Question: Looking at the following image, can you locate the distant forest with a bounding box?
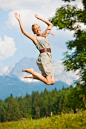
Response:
[0,85,85,122]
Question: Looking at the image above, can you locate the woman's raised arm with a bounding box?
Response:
[15,13,37,44]
[35,14,53,36]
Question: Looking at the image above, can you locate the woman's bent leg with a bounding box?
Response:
[22,68,55,85]
[24,74,41,81]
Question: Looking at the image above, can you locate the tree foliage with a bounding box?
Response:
[0,86,74,122]
[0,85,86,123]
[7,94,21,121]
[50,0,86,95]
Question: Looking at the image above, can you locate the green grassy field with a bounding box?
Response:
[0,110,86,129]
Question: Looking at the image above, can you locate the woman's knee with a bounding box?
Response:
[45,76,55,85]
[51,80,55,85]
[46,81,51,85]
[46,80,55,85]
[46,81,55,85]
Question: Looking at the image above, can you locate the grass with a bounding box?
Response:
[0,110,86,129]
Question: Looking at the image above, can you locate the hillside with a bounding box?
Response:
[0,75,69,100]
[0,110,86,129]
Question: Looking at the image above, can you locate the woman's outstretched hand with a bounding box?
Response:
[15,13,21,21]
[34,14,41,20]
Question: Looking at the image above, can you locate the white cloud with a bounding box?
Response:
[73,22,86,31]
[53,60,79,85]
[0,35,17,59]
[6,9,39,29]
[0,0,83,11]
[0,0,64,10]
[59,75,73,85]
[2,0,71,26]
[6,8,54,30]
[5,63,16,75]
[53,60,64,75]
[2,66,9,74]
[6,8,55,32]
[66,70,79,80]
[4,0,83,33]
[0,63,9,75]
[20,77,39,83]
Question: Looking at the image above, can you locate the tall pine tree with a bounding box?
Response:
[7,94,21,121]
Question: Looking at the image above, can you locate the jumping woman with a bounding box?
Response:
[15,13,55,85]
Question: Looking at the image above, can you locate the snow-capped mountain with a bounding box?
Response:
[4,57,78,85]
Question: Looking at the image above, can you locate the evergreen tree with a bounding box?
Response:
[0,102,7,122]
[42,89,49,117]
[31,91,37,118]
[24,94,32,119]
[39,92,44,118]
[48,89,57,115]
[19,98,26,118]
[7,94,21,121]
[66,85,85,109]
[34,92,40,119]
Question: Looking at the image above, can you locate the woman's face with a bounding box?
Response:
[33,24,41,35]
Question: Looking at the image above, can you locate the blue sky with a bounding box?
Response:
[0,0,82,75]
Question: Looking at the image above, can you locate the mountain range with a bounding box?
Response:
[4,57,76,85]
[0,57,77,100]
[0,75,69,100]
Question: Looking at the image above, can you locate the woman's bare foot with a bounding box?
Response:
[22,68,34,74]
[24,74,33,78]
